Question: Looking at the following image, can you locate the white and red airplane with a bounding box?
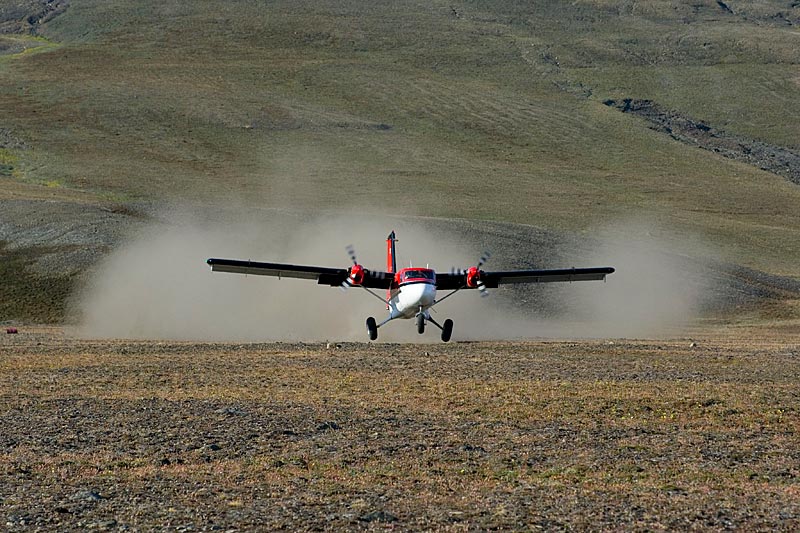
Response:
[207,231,614,342]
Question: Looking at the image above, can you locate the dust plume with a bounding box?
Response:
[73,211,714,341]
[551,222,714,338]
[74,210,475,342]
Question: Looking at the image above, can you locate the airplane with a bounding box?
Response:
[206,231,614,342]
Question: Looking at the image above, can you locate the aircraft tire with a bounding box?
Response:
[366,317,378,341]
[441,319,453,342]
[416,314,425,334]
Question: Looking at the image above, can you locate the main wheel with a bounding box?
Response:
[366,317,378,341]
[416,314,425,334]
[441,319,453,342]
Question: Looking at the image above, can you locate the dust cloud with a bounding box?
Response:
[73,210,713,341]
[552,222,713,338]
[74,211,475,342]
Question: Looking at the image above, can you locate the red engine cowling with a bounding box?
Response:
[349,264,366,285]
[466,266,481,288]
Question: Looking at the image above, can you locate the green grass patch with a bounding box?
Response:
[0,35,60,62]
[0,148,17,177]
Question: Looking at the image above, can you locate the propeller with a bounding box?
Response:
[477,251,491,297]
[452,250,491,297]
[475,250,490,297]
[346,244,358,265]
[340,245,366,291]
[476,279,488,297]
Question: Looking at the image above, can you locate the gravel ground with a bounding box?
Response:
[2,328,799,531]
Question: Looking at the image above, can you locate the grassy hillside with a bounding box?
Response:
[1,0,799,322]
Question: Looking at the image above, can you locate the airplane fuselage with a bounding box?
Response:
[388,268,437,319]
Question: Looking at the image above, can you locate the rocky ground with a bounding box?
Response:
[2,327,799,530]
[0,0,68,35]
[603,98,800,187]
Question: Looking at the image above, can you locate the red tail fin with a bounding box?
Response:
[386,231,397,306]
[386,231,397,273]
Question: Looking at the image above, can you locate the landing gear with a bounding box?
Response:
[368,314,453,342]
[366,317,378,341]
[441,319,453,343]
[428,316,454,343]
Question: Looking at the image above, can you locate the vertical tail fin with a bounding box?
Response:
[386,231,397,274]
[386,231,397,307]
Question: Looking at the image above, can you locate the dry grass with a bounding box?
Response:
[2,328,799,529]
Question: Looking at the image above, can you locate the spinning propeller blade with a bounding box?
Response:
[341,245,364,291]
[346,245,358,265]
[477,251,491,269]
[474,251,491,296]
[477,280,489,297]
[453,250,492,296]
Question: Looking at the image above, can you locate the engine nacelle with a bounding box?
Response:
[349,264,366,285]
[466,266,481,288]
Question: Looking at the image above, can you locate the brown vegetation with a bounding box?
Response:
[2,328,799,530]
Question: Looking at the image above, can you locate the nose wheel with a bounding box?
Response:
[416,313,425,334]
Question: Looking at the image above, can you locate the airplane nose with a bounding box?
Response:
[397,282,437,317]
[420,283,436,306]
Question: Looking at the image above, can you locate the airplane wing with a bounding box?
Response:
[435,267,614,290]
[206,258,393,289]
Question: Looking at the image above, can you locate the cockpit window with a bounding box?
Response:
[404,269,434,280]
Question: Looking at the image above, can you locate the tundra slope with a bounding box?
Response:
[1,0,800,325]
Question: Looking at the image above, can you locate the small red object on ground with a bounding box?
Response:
[6,327,18,334]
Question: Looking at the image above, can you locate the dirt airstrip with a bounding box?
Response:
[2,327,799,531]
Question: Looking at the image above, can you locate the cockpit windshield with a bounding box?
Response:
[403,269,435,280]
